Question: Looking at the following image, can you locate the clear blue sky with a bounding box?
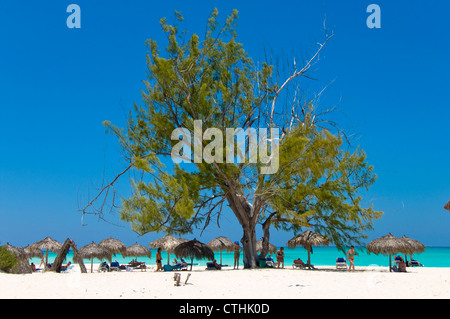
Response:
[1,0,449,248]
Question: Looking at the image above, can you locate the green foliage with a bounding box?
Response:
[262,119,382,250]
[0,245,18,273]
[102,8,382,250]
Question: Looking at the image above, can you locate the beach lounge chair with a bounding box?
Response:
[181,258,198,267]
[163,264,174,271]
[391,265,407,273]
[172,258,188,270]
[292,259,305,269]
[61,265,75,272]
[292,259,315,270]
[393,256,402,266]
[98,262,110,272]
[336,257,348,270]
[407,260,424,267]
[206,262,221,270]
[265,256,276,268]
[128,260,146,271]
[171,263,187,271]
[110,261,121,271]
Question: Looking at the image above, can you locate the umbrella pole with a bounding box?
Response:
[45,249,49,271]
[220,251,223,265]
[91,258,94,273]
[190,257,194,271]
[389,254,392,272]
[307,249,311,266]
[167,252,170,265]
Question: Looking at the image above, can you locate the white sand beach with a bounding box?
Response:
[1,264,449,299]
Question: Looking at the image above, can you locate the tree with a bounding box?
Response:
[82,9,382,268]
[0,245,18,273]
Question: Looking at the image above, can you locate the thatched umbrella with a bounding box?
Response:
[174,239,215,271]
[287,230,330,267]
[4,243,28,261]
[366,233,414,272]
[207,236,234,265]
[256,239,277,254]
[30,237,62,270]
[78,242,111,273]
[444,201,450,211]
[99,238,127,258]
[400,235,425,262]
[149,235,188,265]
[24,245,44,259]
[126,243,152,260]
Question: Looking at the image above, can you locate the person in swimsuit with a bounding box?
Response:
[233,242,242,269]
[346,246,358,272]
[155,247,163,271]
[276,247,285,268]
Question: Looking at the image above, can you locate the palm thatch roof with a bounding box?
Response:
[149,235,188,265]
[4,243,27,261]
[174,239,214,270]
[445,201,450,211]
[30,237,62,253]
[207,236,234,265]
[78,242,111,261]
[24,245,43,259]
[256,239,277,254]
[287,230,330,250]
[366,233,414,256]
[400,235,425,254]
[78,242,111,273]
[98,238,127,257]
[126,243,152,259]
[29,237,63,271]
[287,230,330,266]
[366,233,416,272]
[148,235,187,253]
[207,236,234,252]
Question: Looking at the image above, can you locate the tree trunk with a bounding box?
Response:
[54,238,87,273]
[241,224,258,268]
[261,216,273,258]
[226,193,259,269]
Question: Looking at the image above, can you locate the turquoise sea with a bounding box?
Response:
[30,246,450,268]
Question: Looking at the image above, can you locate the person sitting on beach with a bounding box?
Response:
[294,258,316,269]
[129,259,144,267]
[30,262,36,272]
[61,261,72,270]
[293,258,306,267]
[212,259,221,270]
[392,256,407,273]
[173,258,188,267]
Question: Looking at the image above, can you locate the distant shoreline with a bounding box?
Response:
[30,246,450,268]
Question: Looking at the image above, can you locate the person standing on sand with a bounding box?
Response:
[346,246,358,272]
[276,247,285,268]
[233,242,243,269]
[155,247,163,271]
